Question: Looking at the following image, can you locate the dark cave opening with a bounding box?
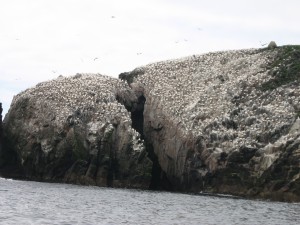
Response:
[129,95,172,191]
[131,95,145,139]
[146,142,174,191]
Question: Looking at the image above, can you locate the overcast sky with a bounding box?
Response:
[1,0,300,116]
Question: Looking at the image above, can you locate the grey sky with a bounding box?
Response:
[1,0,300,116]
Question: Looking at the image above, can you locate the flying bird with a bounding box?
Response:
[260,41,267,47]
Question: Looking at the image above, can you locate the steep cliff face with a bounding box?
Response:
[1,74,152,188]
[121,46,300,201]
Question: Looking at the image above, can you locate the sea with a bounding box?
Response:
[0,177,299,225]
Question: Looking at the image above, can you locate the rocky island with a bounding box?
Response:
[1,45,300,202]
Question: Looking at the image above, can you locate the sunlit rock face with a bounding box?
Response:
[121,46,300,201]
[2,74,152,188]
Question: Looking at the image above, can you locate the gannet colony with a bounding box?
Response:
[1,74,152,188]
[1,45,300,201]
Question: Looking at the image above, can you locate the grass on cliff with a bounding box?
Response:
[261,45,300,91]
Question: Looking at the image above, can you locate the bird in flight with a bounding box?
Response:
[260,41,267,47]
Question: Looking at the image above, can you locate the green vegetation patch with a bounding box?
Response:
[261,45,300,91]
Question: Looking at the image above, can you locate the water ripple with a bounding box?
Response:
[0,179,299,225]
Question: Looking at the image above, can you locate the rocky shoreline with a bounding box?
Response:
[1,45,300,202]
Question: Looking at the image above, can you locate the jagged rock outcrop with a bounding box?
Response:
[120,45,300,201]
[1,74,152,188]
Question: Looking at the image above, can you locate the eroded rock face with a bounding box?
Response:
[121,46,300,201]
[1,74,152,188]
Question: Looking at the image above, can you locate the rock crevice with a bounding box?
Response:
[116,80,173,190]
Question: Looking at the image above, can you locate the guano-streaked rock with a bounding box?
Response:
[120,45,300,201]
[1,74,152,188]
[1,45,300,202]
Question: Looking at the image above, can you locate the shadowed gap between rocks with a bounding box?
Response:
[131,95,145,139]
[0,108,24,179]
[117,93,172,191]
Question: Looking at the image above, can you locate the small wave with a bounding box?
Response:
[198,192,240,199]
[0,177,14,181]
[0,181,299,225]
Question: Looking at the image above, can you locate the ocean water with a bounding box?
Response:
[0,178,299,225]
